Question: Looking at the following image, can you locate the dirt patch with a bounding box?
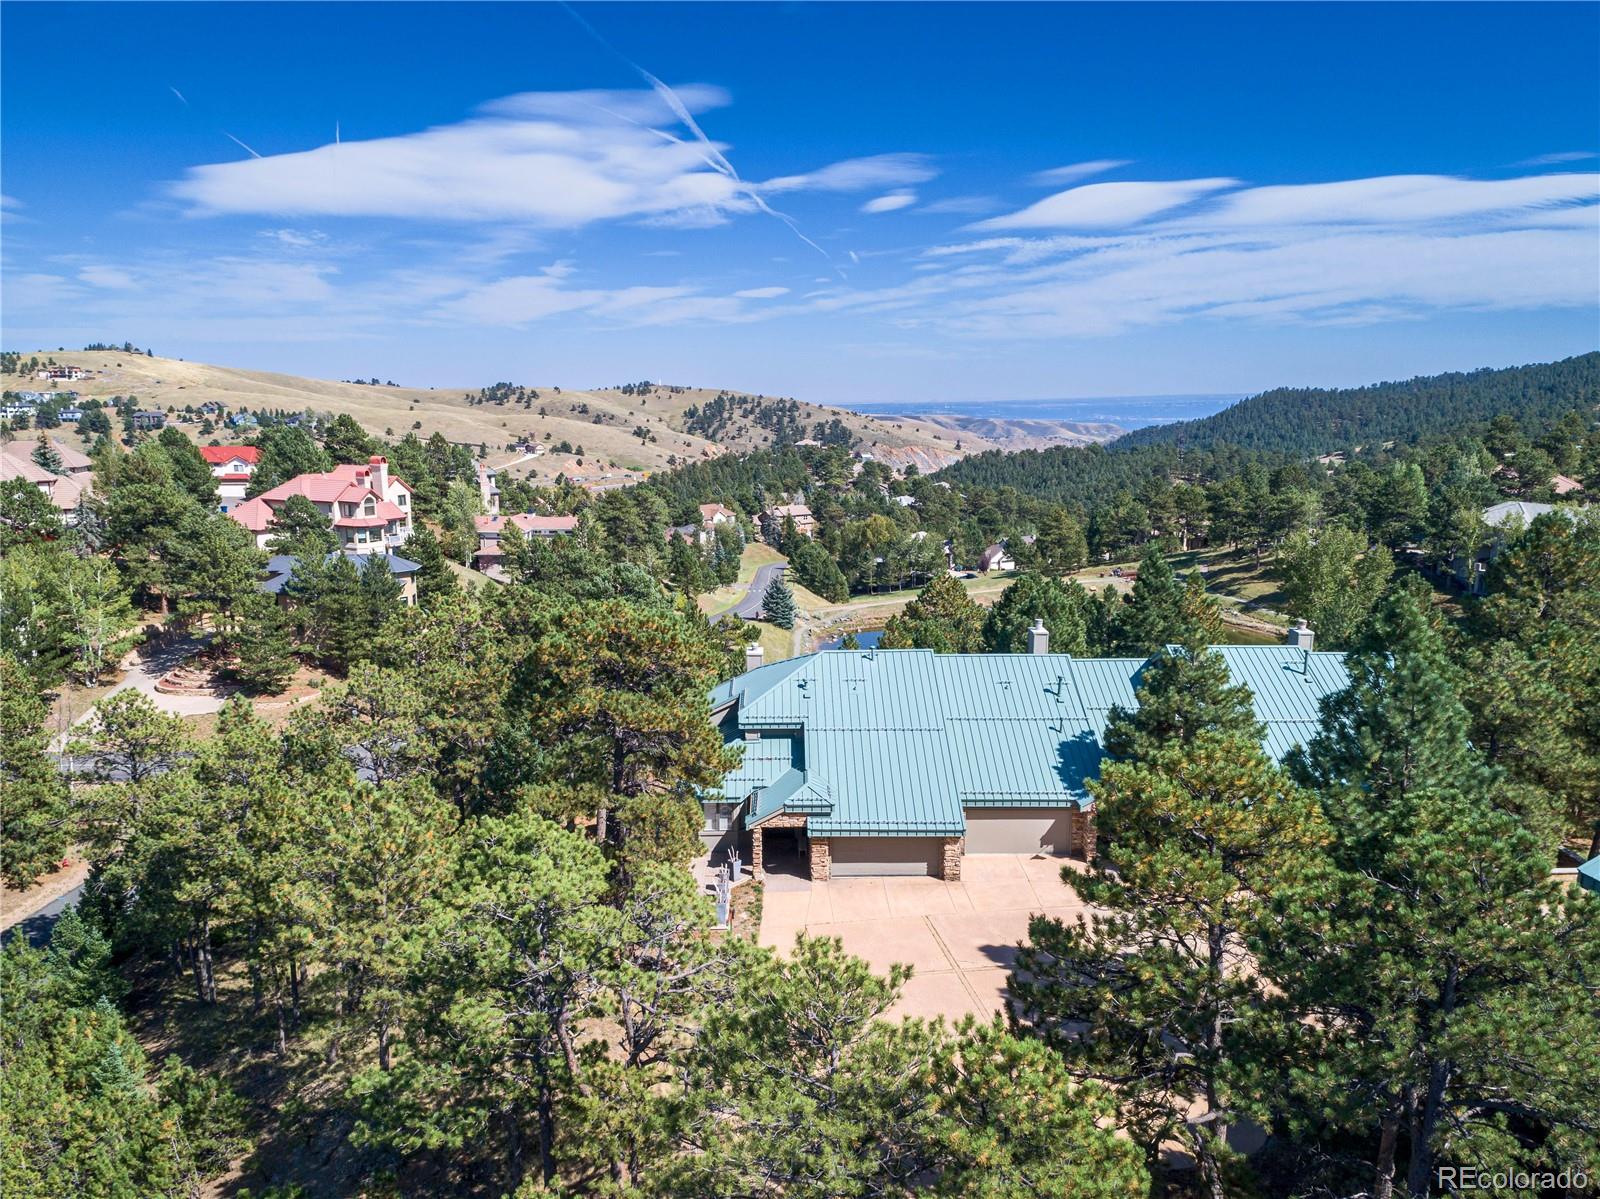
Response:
[1,854,90,931]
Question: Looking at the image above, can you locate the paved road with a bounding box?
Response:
[719,563,787,623]
[3,885,84,949]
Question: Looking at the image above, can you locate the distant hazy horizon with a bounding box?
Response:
[844,394,1243,430]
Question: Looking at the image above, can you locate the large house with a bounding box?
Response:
[198,445,260,505]
[0,436,95,516]
[472,511,579,570]
[260,551,421,607]
[761,502,815,542]
[227,456,414,554]
[705,624,1347,881]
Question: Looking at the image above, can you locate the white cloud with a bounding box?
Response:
[169,87,929,230]
[1028,159,1130,186]
[734,286,790,298]
[1514,150,1597,167]
[761,153,936,195]
[975,178,1239,230]
[1200,173,1599,227]
[919,195,1002,215]
[78,265,138,289]
[261,228,328,249]
[861,191,917,214]
[0,194,22,210]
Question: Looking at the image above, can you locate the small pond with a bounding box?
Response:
[819,628,884,650]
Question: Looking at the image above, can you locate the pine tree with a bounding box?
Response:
[761,572,798,629]
[1277,590,1600,1198]
[1013,732,1327,1197]
[0,653,72,888]
[1277,525,1393,648]
[266,493,338,558]
[1102,645,1263,761]
[399,525,459,608]
[1113,544,1189,654]
[29,434,63,475]
[981,571,1090,654]
[880,573,983,652]
[227,593,297,695]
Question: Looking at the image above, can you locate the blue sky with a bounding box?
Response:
[3,2,1597,404]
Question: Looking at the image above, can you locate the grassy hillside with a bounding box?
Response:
[6,350,1000,482]
[1114,353,1600,456]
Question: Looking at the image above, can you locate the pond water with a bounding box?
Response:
[819,628,884,650]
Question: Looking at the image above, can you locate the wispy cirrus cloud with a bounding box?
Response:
[1514,150,1597,167]
[1027,159,1131,186]
[860,191,918,214]
[975,178,1238,230]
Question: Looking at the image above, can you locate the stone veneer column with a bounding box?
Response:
[1074,808,1097,861]
[809,838,831,882]
[750,827,764,879]
[940,836,964,881]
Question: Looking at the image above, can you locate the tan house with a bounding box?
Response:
[0,436,94,516]
[472,511,579,569]
[761,502,815,542]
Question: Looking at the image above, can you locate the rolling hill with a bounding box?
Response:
[6,350,1002,481]
[1113,353,1600,457]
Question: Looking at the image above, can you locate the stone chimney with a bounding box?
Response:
[368,455,389,497]
[1286,619,1315,651]
[1027,617,1050,655]
[745,643,765,673]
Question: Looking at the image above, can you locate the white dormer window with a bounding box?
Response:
[364,497,375,516]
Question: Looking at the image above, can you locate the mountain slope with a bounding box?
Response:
[1114,353,1600,456]
[7,351,999,479]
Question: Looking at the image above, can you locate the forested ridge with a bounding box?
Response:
[939,354,1600,505]
[1117,352,1600,454]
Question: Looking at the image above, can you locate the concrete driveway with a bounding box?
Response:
[758,853,1091,1021]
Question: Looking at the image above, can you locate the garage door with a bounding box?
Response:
[829,837,942,877]
[963,808,1073,855]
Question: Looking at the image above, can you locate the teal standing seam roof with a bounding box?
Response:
[714,646,1348,838]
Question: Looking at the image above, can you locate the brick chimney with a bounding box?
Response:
[745,643,765,673]
[1027,618,1050,655]
[1286,619,1315,651]
[368,455,389,497]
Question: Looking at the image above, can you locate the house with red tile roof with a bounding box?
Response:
[227,455,414,555]
[472,511,578,569]
[198,445,261,505]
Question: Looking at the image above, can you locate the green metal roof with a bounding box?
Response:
[1579,855,1600,895]
[715,646,1349,838]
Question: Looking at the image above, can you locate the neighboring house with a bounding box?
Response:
[1453,501,1583,595]
[198,445,261,505]
[477,462,501,514]
[0,436,94,516]
[228,412,258,429]
[761,502,815,542]
[892,494,916,508]
[35,365,89,381]
[2,405,34,421]
[259,551,421,607]
[977,543,1015,573]
[705,625,1348,879]
[1552,474,1585,497]
[132,410,167,431]
[699,502,736,529]
[471,511,579,569]
[227,456,414,554]
[57,407,84,421]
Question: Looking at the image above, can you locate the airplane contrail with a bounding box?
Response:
[223,131,262,159]
[169,86,189,106]
[559,1,840,272]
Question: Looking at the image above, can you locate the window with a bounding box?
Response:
[396,493,407,507]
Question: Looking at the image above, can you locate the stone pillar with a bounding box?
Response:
[1074,807,1097,861]
[809,838,831,882]
[751,826,764,879]
[940,836,964,881]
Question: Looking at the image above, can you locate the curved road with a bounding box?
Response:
[718,563,787,623]
[3,884,84,949]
